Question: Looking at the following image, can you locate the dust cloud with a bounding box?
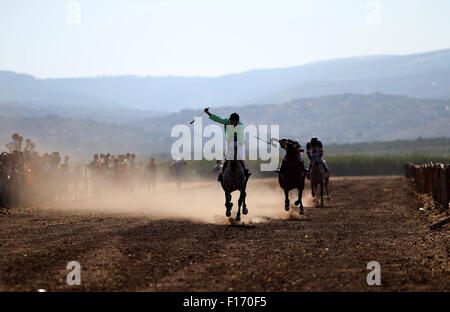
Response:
[53,177,313,225]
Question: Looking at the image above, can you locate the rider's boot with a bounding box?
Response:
[275,160,286,174]
[302,161,309,174]
[320,162,328,173]
[218,161,227,182]
[241,160,251,178]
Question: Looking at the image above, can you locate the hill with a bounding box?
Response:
[1,94,449,159]
[1,49,450,113]
[134,93,450,144]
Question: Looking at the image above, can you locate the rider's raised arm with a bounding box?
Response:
[209,113,229,125]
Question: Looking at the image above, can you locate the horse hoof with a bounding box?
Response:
[243,207,248,215]
[294,200,300,206]
[226,209,231,217]
[299,207,304,215]
[236,216,241,222]
[285,205,290,211]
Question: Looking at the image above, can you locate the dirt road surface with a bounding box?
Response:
[0,176,448,291]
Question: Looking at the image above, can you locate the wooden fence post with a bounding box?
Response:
[447,164,450,209]
[440,164,448,209]
[415,164,420,192]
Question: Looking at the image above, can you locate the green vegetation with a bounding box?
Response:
[326,138,450,156]
[149,154,450,180]
[323,154,450,176]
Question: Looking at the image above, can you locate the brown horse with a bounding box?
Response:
[310,153,330,208]
[277,141,306,214]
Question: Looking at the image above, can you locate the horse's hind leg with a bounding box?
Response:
[295,187,304,215]
[325,176,330,200]
[236,192,243,222]
[320,183,324,208]
[239,189,248,215]
[225,192,233,217]
[284,189,290,211]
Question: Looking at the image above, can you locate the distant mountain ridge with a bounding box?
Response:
[1,93,449,159]
[1,48,450,113]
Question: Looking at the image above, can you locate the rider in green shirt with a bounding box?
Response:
[204,108,251,181]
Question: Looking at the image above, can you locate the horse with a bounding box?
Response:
[310,153,330,208]
[221,134,248,221]
[277,141,306,214]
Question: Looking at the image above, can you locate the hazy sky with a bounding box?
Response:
[1,0,450,78]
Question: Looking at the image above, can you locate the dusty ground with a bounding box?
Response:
[0,176,448,291]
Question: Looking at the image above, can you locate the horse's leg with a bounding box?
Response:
[295,186,304,215]
[235,189,245,221]
[225,191,232,217]
[325,175,330,200]
[320,182,324,208]
[284,189,290,211]
[239,189,248,215]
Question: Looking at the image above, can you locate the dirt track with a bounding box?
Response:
[0,176,448,291]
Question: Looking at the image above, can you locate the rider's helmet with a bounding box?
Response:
[311,137,318,146]
[229,113,239,123]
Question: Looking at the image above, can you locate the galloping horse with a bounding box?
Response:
[310,153,330,207]
[277,141,306,214]
[221,134,249,221]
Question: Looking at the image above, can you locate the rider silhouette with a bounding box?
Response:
[275,139,308,175]
[306,137,328,179]
[204,108,251,182]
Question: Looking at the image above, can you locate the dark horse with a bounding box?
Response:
[277,141,306,214]
[310,153,330,208]
[221,134,249,221]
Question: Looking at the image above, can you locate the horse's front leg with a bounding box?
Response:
[236,191,243,221]
[225,191,232,217]
[239,188,248,216]
[325,177,330,200]
[284,189,290,211]
[320,183,324,208]
[295,186,304,215]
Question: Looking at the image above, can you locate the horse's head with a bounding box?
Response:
[285,141,300,163]
[312,153,321,165]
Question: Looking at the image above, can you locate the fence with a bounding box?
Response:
[404,162,449,209]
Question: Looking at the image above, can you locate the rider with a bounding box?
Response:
[275,139,308,175]
[306,137,328,179]
[204,108,251,182]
